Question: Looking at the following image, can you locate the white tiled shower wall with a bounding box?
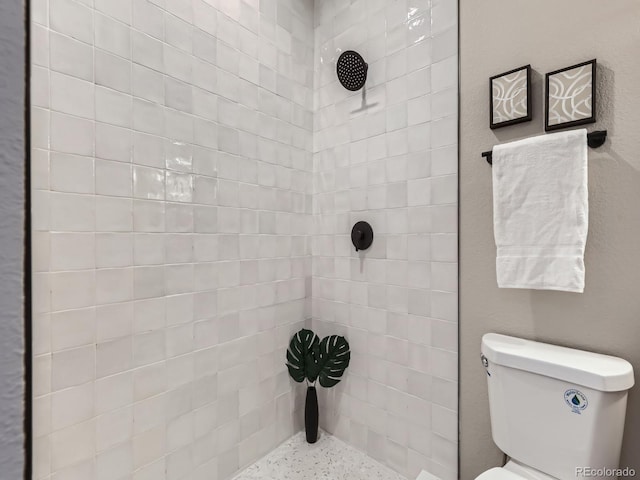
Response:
[30,0,315,479]
[312,1,458,479]
[30,0,458,479]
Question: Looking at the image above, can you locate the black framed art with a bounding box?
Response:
[490,64,532,129]
[545,59,596,131]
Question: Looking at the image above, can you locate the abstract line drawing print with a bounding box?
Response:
[492,68,529,124]
[547,64,593,126]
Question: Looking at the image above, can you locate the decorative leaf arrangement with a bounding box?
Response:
[286,328,351,388]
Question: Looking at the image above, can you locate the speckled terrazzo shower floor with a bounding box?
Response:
[232,432,408,480]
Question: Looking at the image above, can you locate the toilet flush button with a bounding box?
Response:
[481,354,491,376]
[481,354,489,368]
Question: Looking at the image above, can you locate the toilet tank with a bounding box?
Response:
[481,334,635,480]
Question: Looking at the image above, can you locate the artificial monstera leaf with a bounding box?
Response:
[306,335,351,388]
[286,329,319,383]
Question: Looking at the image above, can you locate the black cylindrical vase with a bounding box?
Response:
[305,386,319,443]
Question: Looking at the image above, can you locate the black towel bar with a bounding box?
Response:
[482,130,607,165]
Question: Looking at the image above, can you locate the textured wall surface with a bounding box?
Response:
[30,0,314,478]
[460,1,640,479]
[312,1,458,479]
[0,0,26,478]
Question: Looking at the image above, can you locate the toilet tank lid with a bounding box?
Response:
[482,333,635,392]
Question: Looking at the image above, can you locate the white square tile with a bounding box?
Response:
[166,172,194,202]
[408,95,431,126]
[431,55,458,94]
[51,345,95,391]
[51,307,96,352]
[134,362,167,401]
[134,330,166,367]
[96,197,134,232]
[50,153,94,194]
[133,200,165,232]
[96,87,133,128]
[96,123,132,163]
[50,270,96,311]
[134,233,165,265]
[50,0,94,44]
[95,371,134,415]
[96,442,134,480]
[407,38,432,73]
[95,159,132,197]
[430,233,457,262]
[132,64,164,105]
[96,337,133,379]
[133,265,166,300]
[96,267,134,304]
[50,232,95,270]
[133,425,166,470]
[31,23,50,69]
[95,12,131,58]
[96,302,134,342]
[50,112,94,156]
[134,166,165,200]
[133,0,163,39]
[31,0,48,26]
[50,420,96,471]
[50,72,95,119]
[96,0,132,25]
[51,383,94,431]
[50,31,93,81]
[133,98,165,136]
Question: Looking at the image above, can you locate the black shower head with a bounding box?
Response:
[336,50,368,91]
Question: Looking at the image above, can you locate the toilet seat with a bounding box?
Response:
[475,462,557,480]
[475,467,527,480]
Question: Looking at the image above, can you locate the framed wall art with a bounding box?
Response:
[490,64,532,129]
[545,59,596,131]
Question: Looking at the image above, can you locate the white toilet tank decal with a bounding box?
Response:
[564,388,588,414]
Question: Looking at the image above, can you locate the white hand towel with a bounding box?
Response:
[492,129,589,293]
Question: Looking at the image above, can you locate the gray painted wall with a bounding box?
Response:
[460,1,640,479]
[0,0,26,477]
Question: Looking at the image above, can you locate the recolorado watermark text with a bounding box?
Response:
[576,467,636,477]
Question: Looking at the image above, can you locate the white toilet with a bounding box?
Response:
[477,333,635,480]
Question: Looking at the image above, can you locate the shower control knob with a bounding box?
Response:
[351,221,373,252]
